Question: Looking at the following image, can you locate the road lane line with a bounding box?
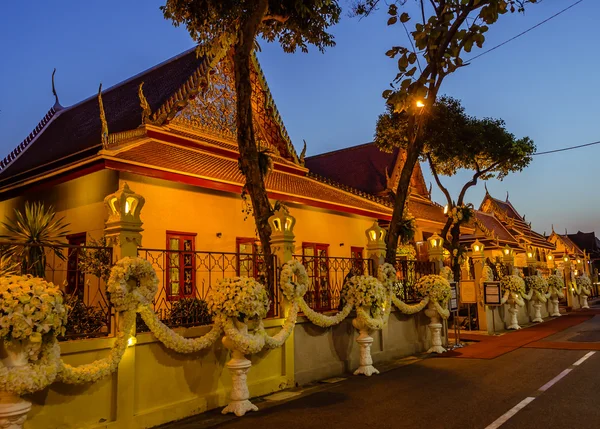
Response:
[573,351,596,366]
[484,397,536,429]
[538,368,572,392]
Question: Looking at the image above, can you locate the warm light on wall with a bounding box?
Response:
[127,336,137,347]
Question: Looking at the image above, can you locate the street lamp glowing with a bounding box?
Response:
[416,100,425,108]
[443,205,449,214]
[563,255,569,263]
[548,255,553,261]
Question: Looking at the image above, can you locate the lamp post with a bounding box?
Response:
[526,247,536,271]
[470,239,487,331]
[503,245,515,273]
[547,254,555,270]
[428,233,444,273]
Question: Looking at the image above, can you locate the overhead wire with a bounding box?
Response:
[533,140,600,156]
[467,0,585,62]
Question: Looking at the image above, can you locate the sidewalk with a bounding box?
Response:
[442,309,600,359]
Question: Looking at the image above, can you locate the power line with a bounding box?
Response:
[534,140,600,156]
[467,0,585,62]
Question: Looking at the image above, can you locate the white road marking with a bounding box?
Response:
[484,352,597,428]
[538,368,572,392]
[484,397,536,429]
[573,351,596,366]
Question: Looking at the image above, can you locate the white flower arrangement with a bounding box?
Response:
[525,275,549,303]
[547,274,565,299]
[107,257,158,312]
[0,275,67,344]
[576,274,592,296]
[343,275,387,315]
[396,244,416,260]
[500,275,526,295]
[415,275,451,303]
[377,263,397,289]
[207,277,269,322]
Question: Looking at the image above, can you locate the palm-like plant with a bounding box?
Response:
[0,202,70,277]
[0,255,19,277]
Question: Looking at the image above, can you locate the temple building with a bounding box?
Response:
[461,189,556,268]
[0,47,450,309]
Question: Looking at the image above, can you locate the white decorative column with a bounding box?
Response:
[352,318,379,376]
[427,233,445,274]
[470,240,487,332]
[531,300,543,323]
[104,182,145,423]
[365,221,387,272]
[222,324,258,416]
[0,342,33,429]
[550,294,561,317]
[506,294,521,330]
[582,295,590,309]
[424,302,446,353]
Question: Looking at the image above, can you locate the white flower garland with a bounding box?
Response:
[107,257,158,312]
[0,275,68,342]
[262,302,299,349]
[439,266,454,282]
[0,340,60,395]
[222,317,266,355]
[57,310,135,384]
[482,265,495,282]
[280,260,309,302]
[137,305,222,353]
[378,263,397,288]
[391,295,430,314]
[298,299,354,328]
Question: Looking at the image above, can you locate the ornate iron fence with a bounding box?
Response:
[0,242,114,341]
[137,248,279,330]
[292,254,374,312]
[394,259,437,303]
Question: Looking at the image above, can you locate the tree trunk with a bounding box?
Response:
[385,137,424,264]
[233,0,275,291]
[449,223,461,282]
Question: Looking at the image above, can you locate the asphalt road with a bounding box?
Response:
[163,314,600,429]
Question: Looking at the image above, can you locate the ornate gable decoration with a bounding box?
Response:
[171,56,300,164]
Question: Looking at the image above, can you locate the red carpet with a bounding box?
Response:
[441,314,593,359]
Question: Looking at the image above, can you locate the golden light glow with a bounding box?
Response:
[444,205,448,214]
[548,255,553,260]
[577,259,581,264]
[474,245,480,252]
[564,256,569,263]
[527,252,533,258]
[369,230,377,241]
[127,336,137,347]
[504,248,510,255]
[416,100,425,108]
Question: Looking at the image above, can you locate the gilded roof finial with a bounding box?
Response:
[138,82,152,125]
[98,83,109,149]
[300,140,307,166]
[51,68,63,110]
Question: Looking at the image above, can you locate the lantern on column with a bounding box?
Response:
[502,245,514,264]
[103,183,145,257]
[365,221,386,246]
[268,206,296,265]
[268,207,296,238]
[471,239,485,258]
[427,233,444,262]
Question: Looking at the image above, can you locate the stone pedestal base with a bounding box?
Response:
[425,303,446,354]
[0,392,31,429]
[532,301,543,323]
[222,350,258,416]
[550,297,561,317]
[581,295,590,309]
[507,299,521,330]
[353,329,379,376]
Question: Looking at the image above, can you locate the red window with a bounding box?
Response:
[166,231,196,300]
[66,233,87,298]
[236,237,263,279]
[350,246,364,274]
[302,243,330,310]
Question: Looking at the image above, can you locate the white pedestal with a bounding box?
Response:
[550,295,561,317]
[353,328,379,376]
[425,303,446,354]
[581,295,590,309]
[532,301,543,323]
[222,350,258,416]
[506,297,521,330]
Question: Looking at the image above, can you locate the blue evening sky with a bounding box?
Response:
[1,1,598,236]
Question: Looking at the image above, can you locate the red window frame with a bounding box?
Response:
[166,231,196,301]
[236,237,263,279]
[66,232,87,299]
[302,242,330,311]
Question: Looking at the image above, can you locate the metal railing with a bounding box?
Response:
[137,248,280,330]
[0,242,114,340]
[292,255,374,312]
[394,259,437,303]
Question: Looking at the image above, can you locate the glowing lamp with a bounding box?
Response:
[365,221,386,246]
[577,259,581,264]
[444,205,449,215]
[471,239,484,256]
[548,255,553,261]
[563,254,570,263]
[127,336,137,347]
[268,207,296,235]
[104,183,145,224]
[428,233,444,251]
[416,100,425,108]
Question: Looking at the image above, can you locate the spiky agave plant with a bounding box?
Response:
[0,202,70,277]
[0,254,19,277]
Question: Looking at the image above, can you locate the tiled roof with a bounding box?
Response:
[0,48,206,186]
[567,231,600,256]
[305,143,429,197]
[105,139,447,223]
[473,211,519,244]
